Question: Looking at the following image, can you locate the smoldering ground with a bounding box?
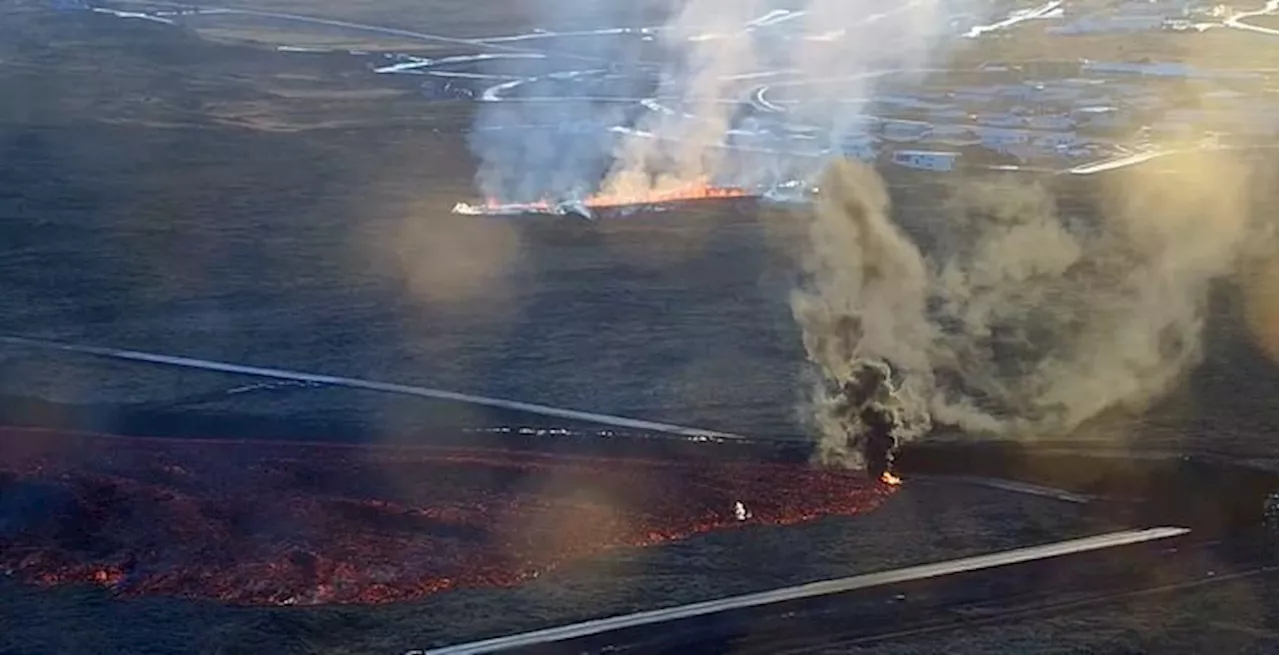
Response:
[792,149,1277,470]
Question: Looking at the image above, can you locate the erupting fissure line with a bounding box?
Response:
[0,335,745,441]
[453,179,756,218]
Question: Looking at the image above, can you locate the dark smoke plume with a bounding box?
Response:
[792,161,934,472]
[793,152,1272,470]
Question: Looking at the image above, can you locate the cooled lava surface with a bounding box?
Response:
[0,428,893,605]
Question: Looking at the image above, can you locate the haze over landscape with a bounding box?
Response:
[0,0,1275,652]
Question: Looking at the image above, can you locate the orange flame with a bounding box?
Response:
[485,178,752,211]
[880,471,902,486]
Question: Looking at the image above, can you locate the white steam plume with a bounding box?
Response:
[793,151,1272,468]
[469,0,960,202]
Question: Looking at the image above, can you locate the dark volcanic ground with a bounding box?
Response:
[0,3,1276,654]
[0,119,811,438]
[0,476,1117,654]
[0,0,1275,450]
[0,427,899,606]
[0,121,1275,452]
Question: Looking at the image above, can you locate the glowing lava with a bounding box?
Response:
[570,178,753,208]
[0,428,893,606]
[453,178,754,217]
[880,471,902,486]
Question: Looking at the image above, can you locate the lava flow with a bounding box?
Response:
[574,178,753,208]
[453,178,754,217]
[0,428,894,606]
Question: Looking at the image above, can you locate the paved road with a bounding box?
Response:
[1225,0,1280,36]
[126,0,644,65]
[423,528,1193,654]
[0,335,745,441]
[712,536,1274,655]
[419,527,1274,654]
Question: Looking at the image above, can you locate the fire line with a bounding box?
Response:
[453,179,756,218]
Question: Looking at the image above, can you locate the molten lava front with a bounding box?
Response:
[571,178,753,208]
[454,178,755,216]
[0,428,893,606]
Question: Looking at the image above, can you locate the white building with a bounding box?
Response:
[1049,16,1164,34]
[974,125,1033,151]
[1033,131,1081,149]
[1026,114,1077,130]
[891,150,960,171]
[1073,105,1127,129]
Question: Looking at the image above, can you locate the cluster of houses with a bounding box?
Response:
[814,58,1276,172]
[1051,0,1236,34]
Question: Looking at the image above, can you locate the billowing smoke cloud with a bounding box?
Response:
[791,161,936,470]
[465,0,1276,471]
[467,0,652,204]
[1241,249,1278,363]
[469,0,958,203]
[793,149,1273,469]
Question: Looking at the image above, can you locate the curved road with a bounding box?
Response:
[1224,0,1280,35]
[0,335,746,442]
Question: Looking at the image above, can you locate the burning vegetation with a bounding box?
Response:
[453,178,755,218]
[0,428,894,606]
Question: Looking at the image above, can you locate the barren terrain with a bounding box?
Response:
[0,0,1275,652]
